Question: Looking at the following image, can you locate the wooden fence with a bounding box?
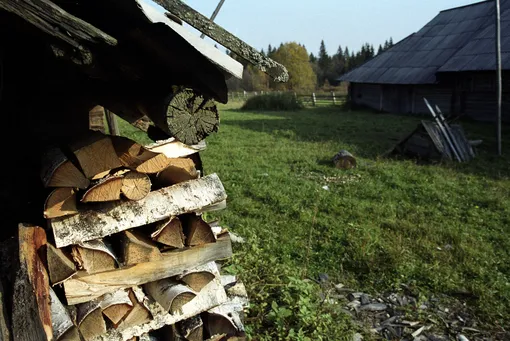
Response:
[228,91,347,106]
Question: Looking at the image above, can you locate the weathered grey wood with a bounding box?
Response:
[0,0,116,64]
[150,88,219,145]
[51,173,226,247]
[154,0,288,82]
[63,235,232,304]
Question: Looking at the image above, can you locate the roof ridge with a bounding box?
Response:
[439,0,492,13]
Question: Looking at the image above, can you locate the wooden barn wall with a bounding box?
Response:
[413,86,453,114]
[351,83,381,110]
[458,72,510,122]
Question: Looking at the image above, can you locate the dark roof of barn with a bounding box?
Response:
[439,0,510,71]
[339,0,497,84]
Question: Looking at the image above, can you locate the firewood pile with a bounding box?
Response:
[5,132,248,341]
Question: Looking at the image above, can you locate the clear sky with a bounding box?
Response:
[141,0,481,55]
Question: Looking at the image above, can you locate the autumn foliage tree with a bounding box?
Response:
[270,42,316,92]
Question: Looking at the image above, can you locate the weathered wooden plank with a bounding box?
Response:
[64,235,232,305]
[137,0,243,80]
[13,224,52,341]
[154,0,288,82]
[0,0,116,64]
[51,174,227,247]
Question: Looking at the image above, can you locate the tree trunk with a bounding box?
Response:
[121,172,152,201]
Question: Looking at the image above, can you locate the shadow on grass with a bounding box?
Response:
[222,107,510,179]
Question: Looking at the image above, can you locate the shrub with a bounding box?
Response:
[241,93,304,111]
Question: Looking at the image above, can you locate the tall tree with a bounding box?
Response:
[309,53,317,63]
[389,37,394,47]
[317,40,332,86]
[271,42,317,91]
[377,44,383,55]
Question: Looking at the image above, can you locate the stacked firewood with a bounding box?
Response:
[7,132,247,341]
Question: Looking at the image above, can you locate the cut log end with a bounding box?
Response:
[333,150,356,170]
[71,134,122,179]
[102,303,133,326]
[121,171,152,200]
[47,243,76,285]
[122,230,161,266]
[180,272,215,292]
[184,215,216,247]
[79,308,106,341]
[165,89,219,145]
[170,292,196,315]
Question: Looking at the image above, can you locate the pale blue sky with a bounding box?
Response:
[142,0,481,55]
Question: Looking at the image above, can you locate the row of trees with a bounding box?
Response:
[226,38,394,93]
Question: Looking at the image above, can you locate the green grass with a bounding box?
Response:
[120,105,510,339]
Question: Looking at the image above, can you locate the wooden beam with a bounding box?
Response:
[13,224,52,341]
[63,235,232,305]
[0,0,117,64]
[154,0,288,82]
[51,174,227,247]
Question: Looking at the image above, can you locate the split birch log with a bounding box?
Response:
[111,136,172,174]
[149,88,219,145]
[103,303,133,326]
[81,176,123,202]
[63,234,232,305]
[202,310,239,338]
[41,148,90,189]
[122,172,152,200]
[70,133,122,179]
[50,288,80,341]
[71,240,117,274]
[176,262,218,292]
[78,307,106,340]
[47,243,77,285]
[13,224,52,341]
[121,230,162,266]
[155,158,198,187]
[0,281,10,341]
[52,174,227,248]
[145,138,206,159]
[183,215,216,247]
[332,150,357,170]
[116,291,152,332]
[151,217,185,249]
[44,187,78,219]
[178,316,203,341]
[144,280,196,314]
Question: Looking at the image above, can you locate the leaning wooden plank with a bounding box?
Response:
[93,279,228,341]
[154,0,288,82]
[52,174,227,247]
[13,224,52,341]
[145,138,206,159]
[47,243,77,285]
[63,235,232,305]
[0,0,116,64]
[41,148,90,189]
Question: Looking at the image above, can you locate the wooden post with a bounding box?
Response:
[312,93,316,106]
[106,110,120,136]
[332,92,337,105]
[496,0,502,156]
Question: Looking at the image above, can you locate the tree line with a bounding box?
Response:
[226,38,394,93]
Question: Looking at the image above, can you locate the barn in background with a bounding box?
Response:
[338,0,510,122]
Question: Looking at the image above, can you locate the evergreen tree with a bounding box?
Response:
[317,40,332,86]
[377,44,383,55]
[309,53,317,63]
[383,40,389,50]
[389,37,394,47]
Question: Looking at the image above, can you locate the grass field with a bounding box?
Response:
[119,104,510,340]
